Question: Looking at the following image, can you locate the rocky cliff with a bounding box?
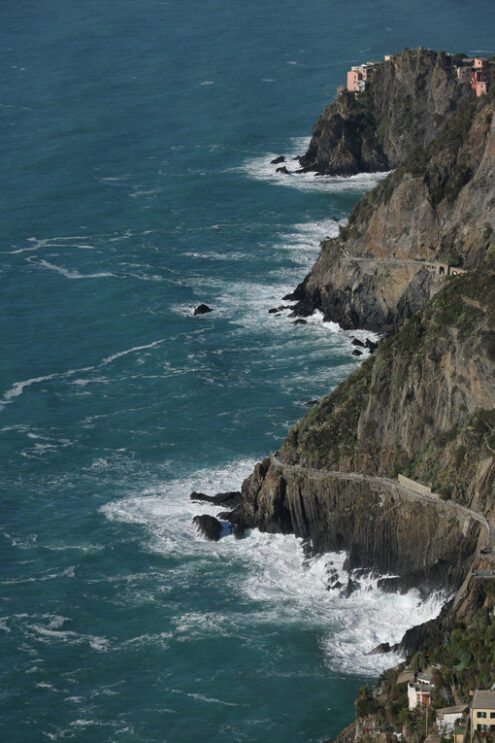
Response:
[300,48,473,176]
[193,47,495,741]
[227,264,495,592]
[291,97,495,332]
[285,268,495,514]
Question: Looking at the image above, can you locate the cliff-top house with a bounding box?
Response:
[456,56,489,97]
[347,52,490,97]
[346,58,384,92]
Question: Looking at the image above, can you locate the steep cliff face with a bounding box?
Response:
[229,265,495,591]
[232,457,481,593]
[215,52,495,739]
[285,267,495,514]
[291,99,495,331]
[300,48,473,176]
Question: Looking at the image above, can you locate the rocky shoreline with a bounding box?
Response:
[192,47,495,741]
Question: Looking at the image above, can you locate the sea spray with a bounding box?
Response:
[102,460,448,677]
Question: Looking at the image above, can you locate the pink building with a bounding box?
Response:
[347,65,371,93]
[456,58,489,97]
[474,57,488,69]
[473,80,488,97]
[347,69,365,92]
[471,68,488,96]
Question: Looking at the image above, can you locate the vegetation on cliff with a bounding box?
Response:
[283,263,495,520]
[300,48,472,176]
[292,74,495,332]
[345,581,495,743]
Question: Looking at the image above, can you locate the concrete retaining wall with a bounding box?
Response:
[398,474,434,497]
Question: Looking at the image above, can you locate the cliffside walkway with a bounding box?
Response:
[270,453,492,551]
[339,248,466,276]
[472,570,495,579]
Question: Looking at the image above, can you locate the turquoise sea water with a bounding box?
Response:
[2,2,495,741]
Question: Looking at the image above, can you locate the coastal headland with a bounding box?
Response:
[193,47,495,742]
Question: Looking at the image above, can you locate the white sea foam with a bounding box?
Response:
[1,565,76,584]
[0,338,168,410]
[35,259,116,280]
[2,373,59,403]
[102,460,448,677]
[100,338,167,365]
[0,365,95,410]
[24,615,110,650]
[8,235,90,255]
[101,458,257,558]
[240,137,390,193]
[171,689,242,707]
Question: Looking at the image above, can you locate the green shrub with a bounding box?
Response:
[356,697,381,718]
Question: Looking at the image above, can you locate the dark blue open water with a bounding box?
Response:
[1,2,494,741]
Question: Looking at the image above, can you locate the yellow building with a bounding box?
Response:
[471,690,495,740]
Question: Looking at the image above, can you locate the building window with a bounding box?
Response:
[490,725,495,732]
[477,712,487,718]
[478,724,487,732]
[491,713,495,719]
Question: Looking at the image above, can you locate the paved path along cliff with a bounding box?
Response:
[337,247,466,275]
[270,453,494,551]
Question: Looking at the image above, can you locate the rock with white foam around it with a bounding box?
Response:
[193,304,213,316]
[193,514,222,541]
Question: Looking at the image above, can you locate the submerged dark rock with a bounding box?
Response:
[292,319,307,325]
[343,578,361,598]
[276,166,290,174]
[351,338,366,348]
[193,514,223,541]
[368,641,393,655]
[270,155,285,164]
[193,304,213,316]
[304,400,319,407]
[352,349,363,356]
[190,491,242,508]
[377,576,404,593]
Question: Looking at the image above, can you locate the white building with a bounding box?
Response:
[437,704,467,733]
[407,668,435,710]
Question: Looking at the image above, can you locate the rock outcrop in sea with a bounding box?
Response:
[299,47,474,176]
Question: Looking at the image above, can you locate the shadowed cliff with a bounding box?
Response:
[300,48,474,176]
[291,96,495,331]
[228,265,495,592]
